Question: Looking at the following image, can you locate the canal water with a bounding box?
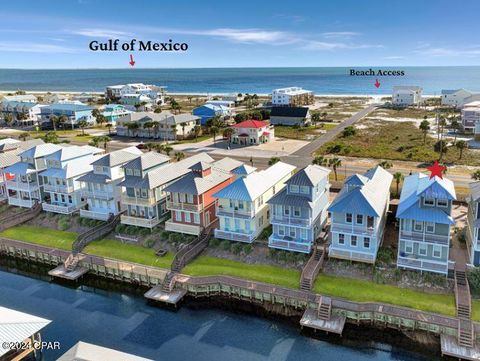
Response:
[0,268,437,361]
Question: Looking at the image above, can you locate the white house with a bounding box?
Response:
[0,100,45,126]
[106,83,165,105]
[1,94,37,103]
[206,100,235,108]
[441,89,475,108]
[43,93,69,104]
[230,120,275,146]
[79,146,143,220]
[392,86,423,106]
[120,94,154,112]
[462,100,480,136]
[271,87,314,106]
[41,145,104,214]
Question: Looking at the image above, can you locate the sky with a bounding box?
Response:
[1,0,480,68]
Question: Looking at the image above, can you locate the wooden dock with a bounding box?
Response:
[144,285,187,305]
[441,334,480,360]
[300,308,346,335]
[48,264,89,281]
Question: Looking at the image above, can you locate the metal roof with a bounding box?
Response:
[267,188,313,208]
[4,162,36,175]
[41,155,98,179]
[123,152,170,171]
[164,164,232,195]
[91,147,142,167]
[212,157,243,173]
[19,143,62,159]
[286,165,330,187]
[0,307,50,358]
[270,106,309,118]
[470,182,480,202]
[213,162,295,201]
[328,166,393,217]
[0,150,21,169]
[46,145,99,162]
[232,164,256,176]
[57,341,153,361]
[77,172,110,184]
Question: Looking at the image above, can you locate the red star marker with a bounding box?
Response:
[426,160,446,179]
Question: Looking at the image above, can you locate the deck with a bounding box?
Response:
[300,308,346,335]
[441,334,480,360]
[48,264,89,281]
[144,285,187,305]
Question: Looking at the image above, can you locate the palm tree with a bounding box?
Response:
[78,120,88,136]
[155,143,165,154]
[170,124,177,142]
[393,172,403,197]
[151,121,160,139]
[181,123,186,139]
[50,115,58,132]
[223,127,234,146]
[126,122,139,137]
[472,170,480,181]
[210,126,219,146]
[378,160,393,169]
[105,123,113,135]
[328,157,342,181]
[4,113,14,126]
[193,125,201,142]
[456,140,468,159]
[163,145,173,156]
[269,157,280,165]
[434,140,448,161]
[312,155,328,166]
[145,142,156,151]
[91,135,111,151]
[143,121,153,138]
[450,117,460,145]
[58,115,69,131]
[419,120,430,144]
[174,151,185,162]
[18,132,29,141]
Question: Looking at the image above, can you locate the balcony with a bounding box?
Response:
[8,197,35,208]
[270,214,311,227]
[6,180,39,191]
[166,200,203,212]
[121,214,160,228]
[399,230,450,245]
[268,235,311,253]
[43,183,74,193]
[331,223,376,236]
[42,202,80,214]
[121,194,157,206]
[165,219,201,235]
[216,206,254,219]
[328,247,376,264]
[397,256,448,274]
[214,229,255,243]
[82,189,114,200]
[80,209,111,221]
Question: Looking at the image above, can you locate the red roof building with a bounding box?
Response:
[231,120,275,146]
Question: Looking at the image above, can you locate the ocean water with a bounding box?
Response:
[0,269,433,361]
[0,67,480,95]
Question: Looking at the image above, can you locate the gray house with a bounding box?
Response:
[467,182,480,266]
[269,107,310,126]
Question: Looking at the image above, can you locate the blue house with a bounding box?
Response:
[267,165,331,253]
[192,103,231,125]
[467,182,480,266]
[396,173,456,275]
[328,166,393,264]
[39,103,95,129]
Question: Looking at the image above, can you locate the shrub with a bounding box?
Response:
[143,238,156,248]
[115,224,126,233]
[468,268,480,295]
[376,247,395,265]
[125,225,138,235]
[258,225,272,240]
[58,217,70,231]
[285,252,296,264]
[209,238,221,247]
[232,243,243,255]
[243,244,253,255]
[342,126,356,137]
[278,251,287,262]
[139,228,151,237]
[87,219,98,227]
[221,240,231,251]
[268,248,278,260]
[160,230,171,241]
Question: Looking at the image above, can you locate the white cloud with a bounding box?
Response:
[383,55,405,60]
[0,41,78,53]
[72,28,132,39]
[415,46,480,57]
[322,31,360,39]
[201,28,292,44]
[302,40,383,50]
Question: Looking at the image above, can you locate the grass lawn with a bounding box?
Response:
[316,119,480,166]
[84,239,174,269]
[314,274,457,318]
[183,256,301,289]
[275,124,336,140]
[0,225,76,250]
[171,134,212,144]
[472,300,480,322]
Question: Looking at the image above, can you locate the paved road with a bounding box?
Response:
[291,103,379,157]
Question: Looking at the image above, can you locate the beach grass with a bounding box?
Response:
[313,274,456,318]
[183,255,301,289]
[0,225,76,250]
[275,124,337,140]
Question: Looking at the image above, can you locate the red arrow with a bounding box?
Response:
[374,78,380,88]
[129,54,135,67]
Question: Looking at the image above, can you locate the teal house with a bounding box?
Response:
[102,104,131,125]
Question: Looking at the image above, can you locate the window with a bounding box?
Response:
[345,213,352,223]
[425,222,435,233]
[300,228,307,240]
[433,246,441,258]
[356,214,363,225]
[405,242,413,254]
[338,233,345,245]
[184,212,191,223]
[436,199,448,208]
[175,211,182,221]
[289,228,296,237]
[284,207,290,216]
[424,197,435,206]
[224,217,230,229]
[414,221,423,232]
[419,244,427,256]
[278,226,285,236]
[125,169,133,176]
[351,235,357,247]
[134,169,141,177]
[300,186,309,194]
[187,194,193,203]
[363,237,370,249]
[290,185,299,193]
[293,207,301,217]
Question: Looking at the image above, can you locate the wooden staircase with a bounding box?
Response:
[458,319,474,348]
[300,246,325,291]
[453,265,475,348]
[161,272,176,293]
[72,213,121,255]
[0,202,42,232]
[317,296,332,321]
[171,228,211,273]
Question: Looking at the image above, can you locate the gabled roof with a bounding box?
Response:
[232,120,269,129]
[212,157,243,173]
[441,88,471,95]
[270,107,309,118]
[396,173,456,224]
[189,161,211,172]
[214,162,295,201]
[40,103,94,112]
[232,164,256,176]
[469,181,480,202]
[41,155,99,179]
[57,341,153,361]
[123,151,170,171]
[287,165,330,187]
[46,145,99,162]
[267,187,314,208]
[2,94,37,102]
[91,146,142,168]
[328,166,393,217]
[0,307,51,358]
[18,143,62,159]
